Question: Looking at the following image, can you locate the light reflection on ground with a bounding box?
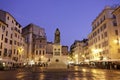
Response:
[0,67,120,80]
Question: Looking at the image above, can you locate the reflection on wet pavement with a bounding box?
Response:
[0,67,120,80]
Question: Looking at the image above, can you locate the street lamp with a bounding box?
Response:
[18,46,24,66]
[18,46,24,55]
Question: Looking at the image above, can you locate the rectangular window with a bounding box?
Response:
[104,32,107,37]
[17,50,18,55]
[18,35,19,39]
[14,41,16,45]
[2,26,5,31]
[36,50,38,55]
[10,40,12,45]
[4,48,7,57]
[115,30,118,35]
[17,42,19,46]
[0,51,1,56]
[100,27,102,32]
[1,34,3,40]
[14,49,16,54]
[99,44,101,48]
[8,50,12,57]
[7,16,9,20]
[43,50,44,55]
[55,52,60,56]
[11,34,12,38]
[39,50,41,55]
[101,34,104,39]
[97,29,99,34]
[12,20,14,23]
[102,42,104,47]
[103,15,105,20]
[6,31,8,36]
[113,21,117,26]
[98,36,100,41]
[113,15,116,19]
[104,41,108,47]
[0,43,2,49]
[5,38,8,43]
[100,18,102,24]
[15,33,17,37]
[103,24,106,29]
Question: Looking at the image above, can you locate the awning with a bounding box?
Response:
[90,59,120,62]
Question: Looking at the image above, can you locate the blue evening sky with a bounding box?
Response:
[0,0,120,47]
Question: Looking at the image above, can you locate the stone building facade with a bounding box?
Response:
[22,23,47,64]
[88,6,120,61]
[0,10,26,67]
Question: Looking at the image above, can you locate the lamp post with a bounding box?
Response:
[18,46,24,66]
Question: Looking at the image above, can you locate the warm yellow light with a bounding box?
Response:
[103,57,107,60]
[114,39,120,44]
[92,49,102,54]
[23,63,26,66]
[3,62,5,67]
[18,46,24,54]
[94,57,100,60]
[85,59,89,62]
[114,40,118,43]
[82,55,85,58]
[82,69,86,72]
[75,54,78,58]
[30,60,35,65]
[41,55,44,58]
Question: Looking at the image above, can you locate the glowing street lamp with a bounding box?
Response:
[18,46,24,55]
[18,46,24,66]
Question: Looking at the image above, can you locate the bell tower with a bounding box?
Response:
[53,28,61,56]
[54,28,60,44]
[48,28,67,69]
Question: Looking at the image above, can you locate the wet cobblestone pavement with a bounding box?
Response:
[0,67,120,80]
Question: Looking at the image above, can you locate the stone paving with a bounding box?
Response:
[0,67,120,80]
